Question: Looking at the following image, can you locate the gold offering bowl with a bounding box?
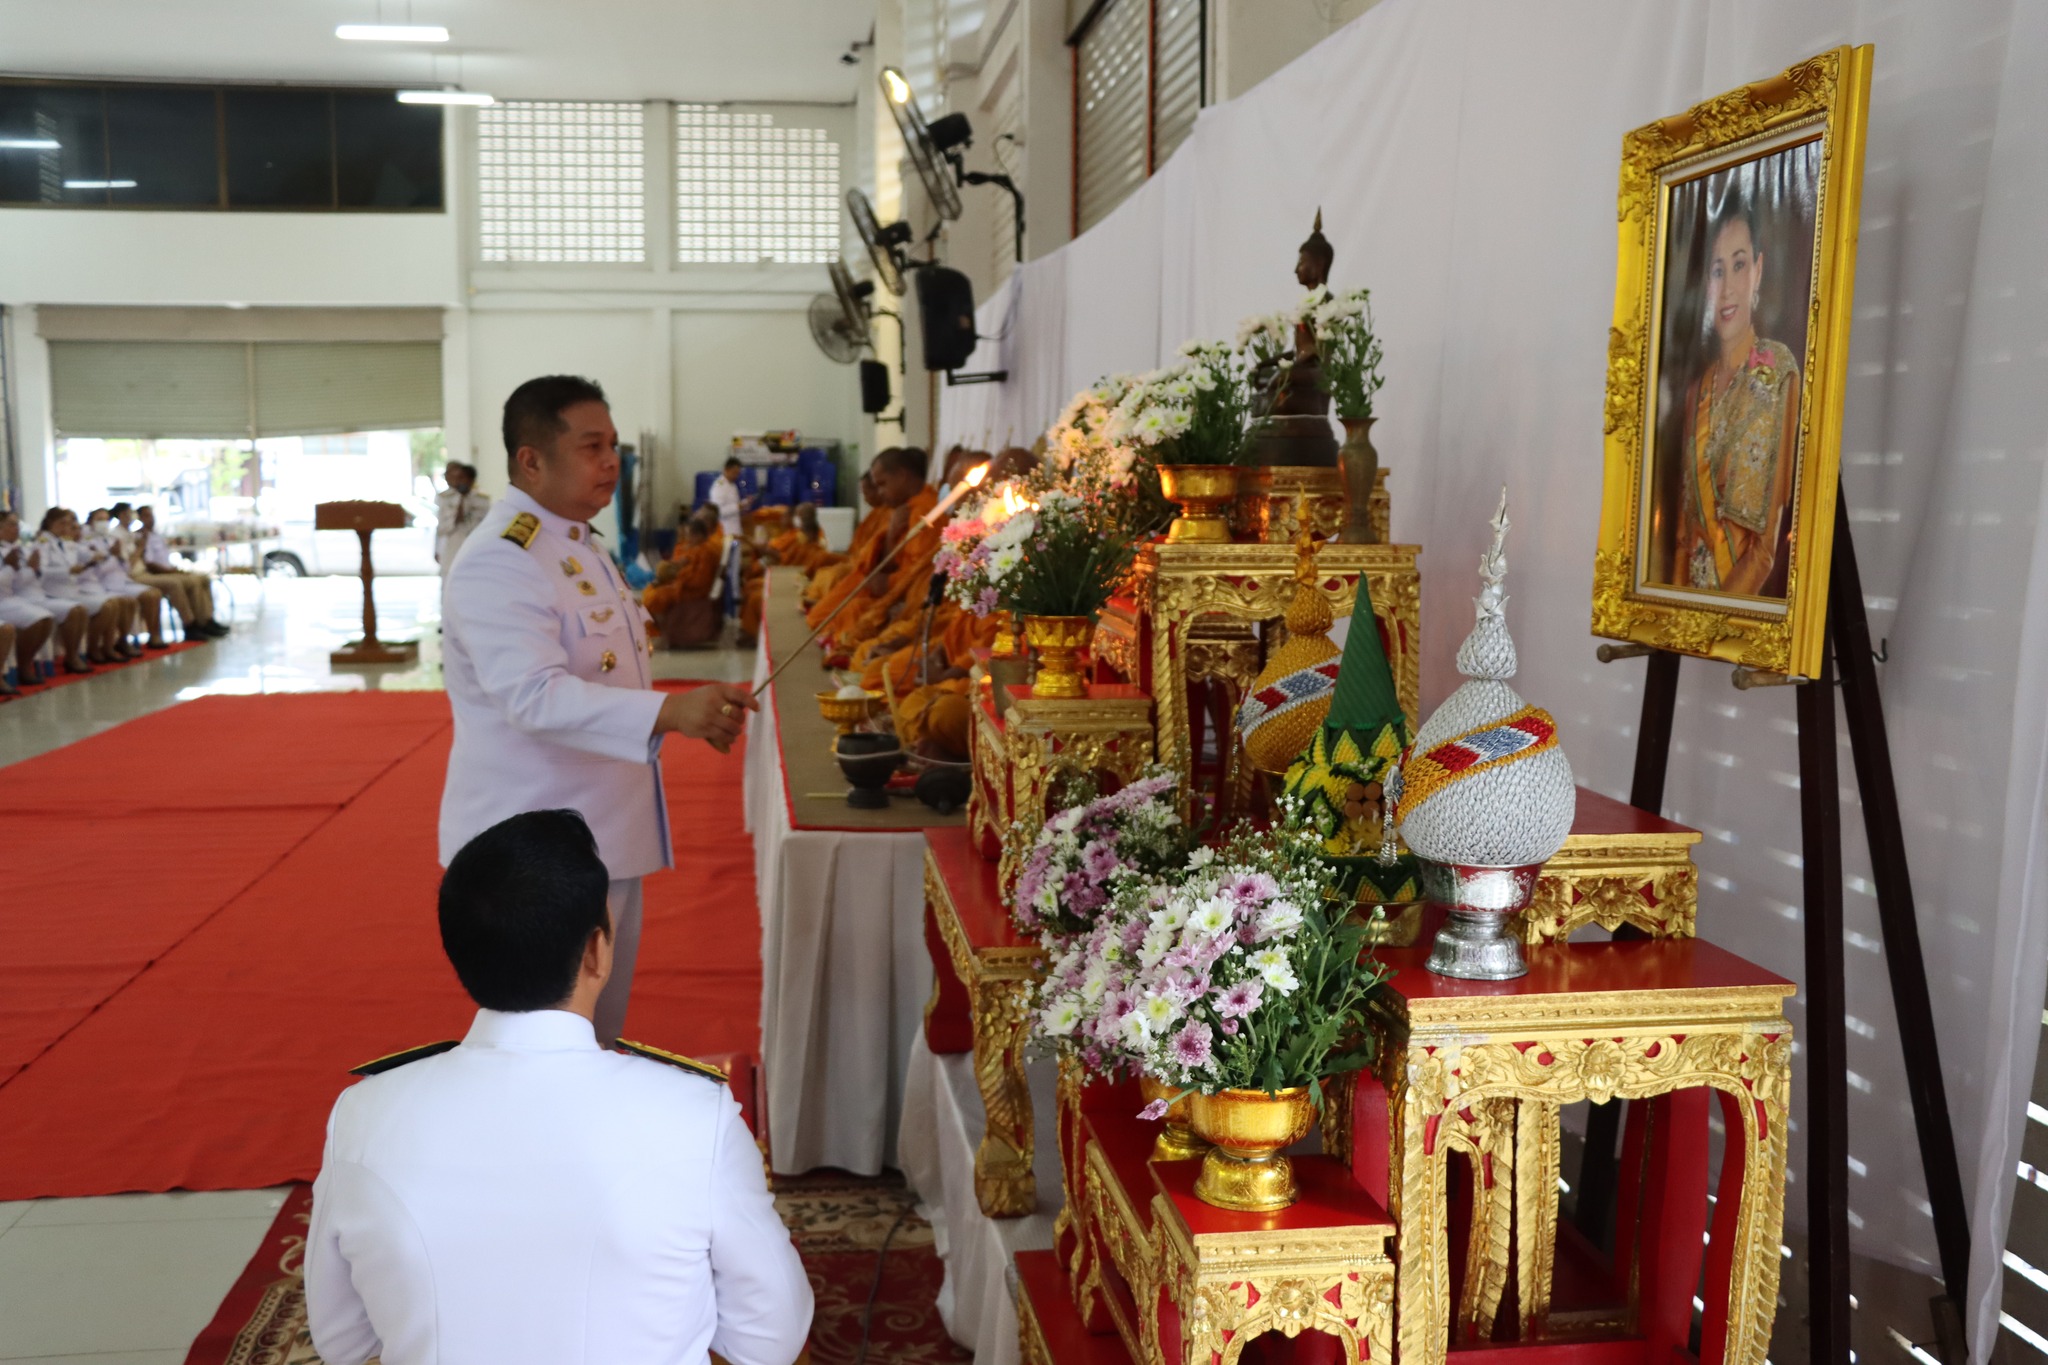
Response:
[1157,464,1242,544]
[1022,615,1094,699]
[1189,1086,1317,1211]
[816,689,884,737]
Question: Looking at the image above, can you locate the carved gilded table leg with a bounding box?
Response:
[1514,1100,1563,1338]
[971,975,1038,1218]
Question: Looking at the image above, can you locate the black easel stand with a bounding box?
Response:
[1575,496,1972,1365]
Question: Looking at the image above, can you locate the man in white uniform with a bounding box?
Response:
[433,461,491,577]
[440,375,755,1042]
[306,809,812,1365]
[707,455,752,608]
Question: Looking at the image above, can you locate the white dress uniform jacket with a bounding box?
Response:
[434,485,492,568]
[0,539,55,629]
[306,1009,812,1365]
[439,487,669,878]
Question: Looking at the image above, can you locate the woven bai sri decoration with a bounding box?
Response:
[1395,487,1575,979]
[1281,562,1418,907]
[1236,500,1342,776]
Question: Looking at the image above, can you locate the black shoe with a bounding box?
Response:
[202,621,230,637]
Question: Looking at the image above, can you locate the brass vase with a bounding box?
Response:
[1138,1075,1208,1162]
[1022,614,1094,699]
[1336,417,1381,544]
[1190,1087,1317,1211]
[1156,464,1240,544]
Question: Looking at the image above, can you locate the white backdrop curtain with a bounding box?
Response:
[937,1,2048,1354]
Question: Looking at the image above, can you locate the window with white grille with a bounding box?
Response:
[674,105,841,265]
[477,101,646,264]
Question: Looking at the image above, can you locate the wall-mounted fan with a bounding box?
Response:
[881,66,964,222]
[808,262,869,365]
[846,188,909,296]
[878,66,1025,262]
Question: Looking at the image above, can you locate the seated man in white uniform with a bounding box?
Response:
[307,808,812,1365]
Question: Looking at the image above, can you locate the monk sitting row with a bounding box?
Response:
[805,448,939,658]
[642,508,725,648]
[734,502,832,650]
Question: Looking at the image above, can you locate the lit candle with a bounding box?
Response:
[921,461,991,528]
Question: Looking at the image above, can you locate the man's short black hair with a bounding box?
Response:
[111,502,133,516]
[439,809,611,1012]
[873,446,928,483]
[502,376,608,475]
[723,455,742,471]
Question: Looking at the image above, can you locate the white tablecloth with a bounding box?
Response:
[898,1032,1061,1365]
[745,639,934,1175]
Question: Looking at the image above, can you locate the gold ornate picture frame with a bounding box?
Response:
[1593,46,1871,678]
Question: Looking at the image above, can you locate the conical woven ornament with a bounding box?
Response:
[1397,489,1575,867]
[1237,504,1342,775]
[1282,570,1418,902]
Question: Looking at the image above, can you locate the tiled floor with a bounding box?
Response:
[0,571,756,1361]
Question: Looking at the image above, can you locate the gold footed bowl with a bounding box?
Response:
[1138,1075,1208,1162]
[1022,614,1094,699]
[1189,1086,1317,1211]
[817,688,882,737]
[1157,464,1241,544]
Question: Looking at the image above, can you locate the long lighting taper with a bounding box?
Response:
[750,462,990,698]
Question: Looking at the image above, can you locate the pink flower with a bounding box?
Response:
[1215,978,1263,1019]
[1138,1098,1169,1121]
[1170,1021,1213,1069]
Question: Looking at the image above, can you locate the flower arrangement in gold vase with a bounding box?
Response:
[1032,802,1387,1210]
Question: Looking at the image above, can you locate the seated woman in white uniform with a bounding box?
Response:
[36,509,134,665]
[85,508,164,651]
[0,511,86,679]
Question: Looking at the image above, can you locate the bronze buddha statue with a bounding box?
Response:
[1249,212,1339,468]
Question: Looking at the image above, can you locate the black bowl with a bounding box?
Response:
[835,733,904,808]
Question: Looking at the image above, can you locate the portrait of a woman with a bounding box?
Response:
[1671,195,1802,598]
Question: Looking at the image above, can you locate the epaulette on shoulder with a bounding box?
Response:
[350,1040,460,1076]
[501,512,541,549]
[616,1038,729,1084]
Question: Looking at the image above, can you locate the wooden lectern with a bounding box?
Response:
[316,499,420,666]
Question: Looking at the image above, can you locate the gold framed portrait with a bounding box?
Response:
[1592,46,1872,678]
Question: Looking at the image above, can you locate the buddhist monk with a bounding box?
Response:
[764,502,830,570]
[643,510,725,647]
[801,471,887,609]
[817,447,939,654]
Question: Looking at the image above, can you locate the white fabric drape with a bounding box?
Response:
[897,1034,1062,1365]
[743,647,934,1176]
[935,2,2048,1353]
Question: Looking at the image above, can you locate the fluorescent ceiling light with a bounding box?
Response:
[336,23,449,41]
[396,89,494,106]
[0,137,59,150]
[881,67,911,104]
[66,179,137,189]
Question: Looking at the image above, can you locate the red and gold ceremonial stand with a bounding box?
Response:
[921,481,1794,1365]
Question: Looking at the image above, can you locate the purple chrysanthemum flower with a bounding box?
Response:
[1215,978,1263,1019]
[1170,1021,1213,1069]
[1137,1098,1169,1121]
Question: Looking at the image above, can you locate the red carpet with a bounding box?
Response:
[0,692,761,1200]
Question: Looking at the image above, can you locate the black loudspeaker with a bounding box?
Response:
[859,359,891,414]
[914,266,979,371]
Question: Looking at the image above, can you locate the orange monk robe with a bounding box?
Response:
[803,509,892,622]
[641,529,724,620]
[801,505,888,607]
[861,604,998,692]
[828,487,942,648]
[902,684,973,758]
